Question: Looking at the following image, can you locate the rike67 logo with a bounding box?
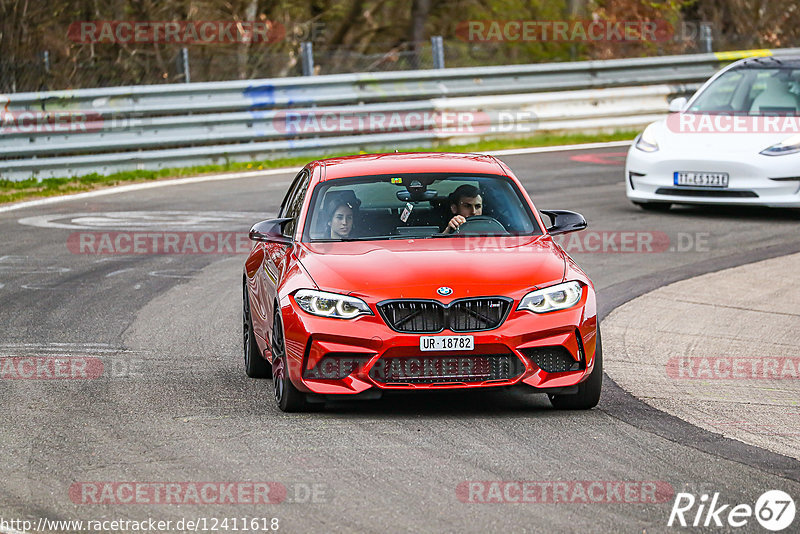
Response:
[668,490,795,531]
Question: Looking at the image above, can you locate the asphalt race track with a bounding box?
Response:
[1,146,799,533]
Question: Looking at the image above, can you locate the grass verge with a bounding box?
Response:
[0,131,636,206]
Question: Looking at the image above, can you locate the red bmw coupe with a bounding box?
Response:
[243,153,600,412]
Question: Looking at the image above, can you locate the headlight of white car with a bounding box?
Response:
[518,281,583,314]
[760,133,800,156]
[635,125,659,153]
[294,289,372,319]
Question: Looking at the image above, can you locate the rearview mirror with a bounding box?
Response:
[397,190,437,201]
[540,210,587,235]
[249,218,293,244]
[668,97,687,113]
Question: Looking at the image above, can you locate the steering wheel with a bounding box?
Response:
[456,215,508,235]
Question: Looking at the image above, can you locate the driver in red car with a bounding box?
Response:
[442,184,483,234]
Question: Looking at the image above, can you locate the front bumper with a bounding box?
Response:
[279,289,598,396]
[625,145,800,207]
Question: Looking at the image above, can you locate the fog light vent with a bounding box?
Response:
[521,346,579,373]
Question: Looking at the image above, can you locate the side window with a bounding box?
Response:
[281,170,310,238]
[690,70,745,111]
[279,171,305,218]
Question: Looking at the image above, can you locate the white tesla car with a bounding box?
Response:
[626,55,800,210]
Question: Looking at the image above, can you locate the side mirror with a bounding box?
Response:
[541,210,587,235]
[249,218,293,244]
[668,97,687,113]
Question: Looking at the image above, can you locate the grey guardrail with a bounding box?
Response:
[2,48,798,181]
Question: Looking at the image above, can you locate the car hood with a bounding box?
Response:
[294,235,565,301]
[650,116,795,155]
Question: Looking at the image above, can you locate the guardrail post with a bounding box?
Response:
[302,42,315,76]
[181,47,191,83]
[700,23,713,53]
[431,36,445,69]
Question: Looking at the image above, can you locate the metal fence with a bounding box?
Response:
[2,48,799,181]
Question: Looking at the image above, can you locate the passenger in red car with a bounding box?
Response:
[323,191,361,239]
[328,203,354,239]
[443,184,483,234]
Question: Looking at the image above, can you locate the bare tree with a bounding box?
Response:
[408,0,430,69]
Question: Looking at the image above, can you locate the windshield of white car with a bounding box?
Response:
[303,173,541,242]
[688,67,800,115]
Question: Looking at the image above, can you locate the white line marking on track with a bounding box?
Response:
[0,341,111,348]
[0,349,138,355]
[18,210,263,230]
[19,282,80,290]
[0,352,129,358]
[147,269,201,279]
[92,257,139,264]
[105,268,134,278]
[0,266,70,274]
[0,168,297,214]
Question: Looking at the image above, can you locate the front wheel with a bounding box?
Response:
[549,328,603,410]
[271,309,308,412]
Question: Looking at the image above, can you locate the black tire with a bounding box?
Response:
[633,201,672,212]
[549,328,603,410]
[271,308,308,412]
[243,282,271,378]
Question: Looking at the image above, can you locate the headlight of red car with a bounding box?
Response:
[517,281,583,313]
[294,289,373,319]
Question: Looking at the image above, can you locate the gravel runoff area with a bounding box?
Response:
[604,252,800,460]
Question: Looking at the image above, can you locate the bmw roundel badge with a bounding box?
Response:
[437,286,453,296]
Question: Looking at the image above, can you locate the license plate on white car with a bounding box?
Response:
[420,335,474,352]
[674,171,729,187]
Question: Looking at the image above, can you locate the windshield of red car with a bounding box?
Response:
[302,173,542,242]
